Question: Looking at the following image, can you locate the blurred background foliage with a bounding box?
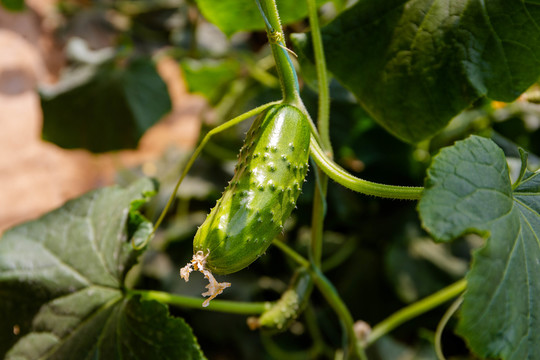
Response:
[3,0,540,358]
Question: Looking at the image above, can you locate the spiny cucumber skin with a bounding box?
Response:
[193,105,310,275]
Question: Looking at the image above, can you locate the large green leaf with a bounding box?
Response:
[194,0,326,36]
[418,136,540,359]
[41,58,172,153]
[294,0,540,143]
[0,179,206,360]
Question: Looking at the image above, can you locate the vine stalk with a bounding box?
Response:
[306,0,331,152]
[310,136,424,200]
[129,289,270,315]
[306,0,331,270]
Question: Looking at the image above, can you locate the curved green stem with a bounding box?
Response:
[366,279,467,347]
[137,101,280,249]
[435,295,463,360]
[310,170,327,267]
[311,267,367,360]
[310,135,424,200]
[129,289,270,315]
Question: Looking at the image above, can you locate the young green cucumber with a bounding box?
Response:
[181,104,310,305]
[248,268,313,332]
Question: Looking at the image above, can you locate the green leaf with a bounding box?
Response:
[294,0,540,143]
[41,58,172,153]
[1,0,24,11]
[0,179,205,360]
[418,136,540,359]
[180,58,241,104]
[194,0,326,36]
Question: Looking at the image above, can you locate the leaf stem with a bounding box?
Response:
[257,0,302,105]
[435,295,463,360]
[129,289,270,315]
[310,170,327,267]
[310,135,424,200]
[365,279,467,347]
[311,267,367,360]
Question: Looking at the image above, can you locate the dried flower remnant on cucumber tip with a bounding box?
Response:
[180,250,231,307]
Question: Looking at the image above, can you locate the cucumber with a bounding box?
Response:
[195,104,310,274]
[181,104,310,305]
[248,268,313,332]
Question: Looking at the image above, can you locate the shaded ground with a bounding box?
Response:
[0,1,205,234]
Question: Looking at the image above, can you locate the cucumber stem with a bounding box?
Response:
[310,135,424,200]
[257,0,302,106]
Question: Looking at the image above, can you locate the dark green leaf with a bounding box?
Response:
[180,58,241,104]
[41,58,172,153]
[418,136,540,359]
[294,0,540,143]
[0,179,205,359]
[6,296,206,360]
[194,0,326,36]
[1,0,24,11]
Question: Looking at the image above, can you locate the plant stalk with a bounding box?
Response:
[129,289,270,315]
[305,0,331,271]
[306,0,331,152]
[257,0,302,105]
[310,170,327,267]
[311,267,367,360]
[310,135,424,200]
